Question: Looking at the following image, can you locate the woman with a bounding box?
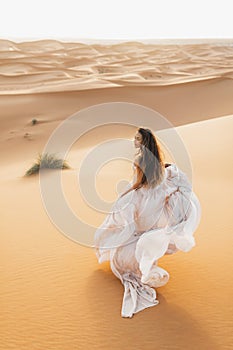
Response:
[94,127,201,318]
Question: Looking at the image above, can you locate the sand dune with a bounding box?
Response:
[1,114,232,350]
[0,39,233,93]
[0,39,233,349]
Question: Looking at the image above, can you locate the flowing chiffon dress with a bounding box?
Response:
[94,163,201,318]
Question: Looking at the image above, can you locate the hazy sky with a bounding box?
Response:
[1,0,232,41]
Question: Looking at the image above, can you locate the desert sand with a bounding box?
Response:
[0,39,233,350]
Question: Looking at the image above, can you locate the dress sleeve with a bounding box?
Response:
[135,165,202,282]
[94,188,137,264]
[165,166,202,251]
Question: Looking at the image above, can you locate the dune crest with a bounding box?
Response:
[0,39,233,94]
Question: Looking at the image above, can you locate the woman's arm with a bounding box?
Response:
[120,162,143,198]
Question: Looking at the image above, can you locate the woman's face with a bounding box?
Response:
[134,131,143,148]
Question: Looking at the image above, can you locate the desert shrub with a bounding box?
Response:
[24,152,70,176]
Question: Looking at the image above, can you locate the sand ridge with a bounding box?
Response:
[0,39,233,349]
[0,39,233,94]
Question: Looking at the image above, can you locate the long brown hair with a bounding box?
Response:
[133,127,165,190]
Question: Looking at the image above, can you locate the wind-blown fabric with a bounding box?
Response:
[94,164,201,318]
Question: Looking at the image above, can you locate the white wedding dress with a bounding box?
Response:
[94,163,201,318]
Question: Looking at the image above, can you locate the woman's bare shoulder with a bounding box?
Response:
[133,153,142,167]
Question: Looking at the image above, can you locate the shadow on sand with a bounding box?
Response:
[84,264,221,350]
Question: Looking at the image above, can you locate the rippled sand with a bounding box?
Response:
[0,39,233,93]
[0,39,233,350]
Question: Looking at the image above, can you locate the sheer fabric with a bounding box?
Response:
[94,164,201,318]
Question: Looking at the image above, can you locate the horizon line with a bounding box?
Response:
[0,37,233,45]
